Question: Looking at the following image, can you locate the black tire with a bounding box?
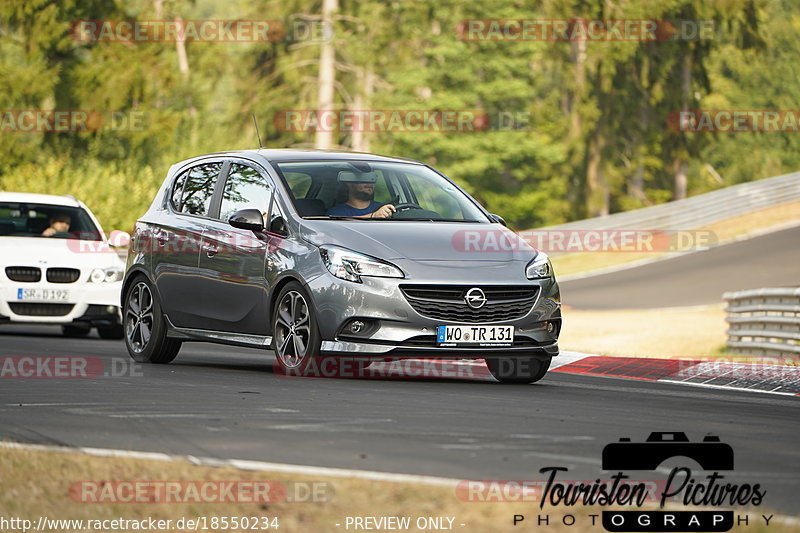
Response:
[271,281,323,376]
[62,325,91,338]
[97,324,124,340]
[485,356,551,384]
[123,275,181,363]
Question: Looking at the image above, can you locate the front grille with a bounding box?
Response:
[46,268,80,283]
[5,267,41,282]
[8,303,74,316]
[400,285,538,323]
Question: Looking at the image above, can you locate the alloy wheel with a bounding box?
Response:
[126,281,154,353]
[274,290,312,368]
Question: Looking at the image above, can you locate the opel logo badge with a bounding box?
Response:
[465,287,487,309]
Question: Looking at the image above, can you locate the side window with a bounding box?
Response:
[219,163,273,223]
[180,163,223,216]
[170,171,187,209]
[283,172,312,199]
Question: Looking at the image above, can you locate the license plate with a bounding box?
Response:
[437,325,514,347]
[16,288,70,302]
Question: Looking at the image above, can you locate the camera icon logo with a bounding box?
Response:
[602,432,734,471]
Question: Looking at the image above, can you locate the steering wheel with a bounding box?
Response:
[392,202,424,213]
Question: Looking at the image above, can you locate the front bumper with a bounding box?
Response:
[306,267,561,358]
[0,280,122,326]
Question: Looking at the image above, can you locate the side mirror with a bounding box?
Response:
[488,213,507,226]
[108,230,131,248]
[228,208,264,231]
[269,215,288,237]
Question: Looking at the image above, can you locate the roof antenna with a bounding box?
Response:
[252,113,264,149]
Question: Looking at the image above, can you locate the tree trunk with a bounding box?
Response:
[175,17,190,83]
[351,68,374,152]
[568,39,587,215]
[674,159,688,201]
[586,129,608,217]
[674,51,692,200]
[586,65,608,218]
[315,0,337,149]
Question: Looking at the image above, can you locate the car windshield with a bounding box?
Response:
[274,160,490,222]
[0,202,102,241]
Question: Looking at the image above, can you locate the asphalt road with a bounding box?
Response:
[560,225,800,309]
[1,326,797,514]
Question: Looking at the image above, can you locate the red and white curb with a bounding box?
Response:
[553,351,800,396]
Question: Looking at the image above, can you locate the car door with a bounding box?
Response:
[195,160,273,334]
[153,160,225,328]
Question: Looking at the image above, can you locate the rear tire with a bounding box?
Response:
[123,275,181,363]
[485,356,551,384]
[62,325,90,338]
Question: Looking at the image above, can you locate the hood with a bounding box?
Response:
[299,220,538,263]
[0,237,125,270]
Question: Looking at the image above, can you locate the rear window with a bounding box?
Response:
[0,203,102,240]
[172,162,223,216]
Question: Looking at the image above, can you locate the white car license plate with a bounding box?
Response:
[437,325,514,347]
[16,288,70,302]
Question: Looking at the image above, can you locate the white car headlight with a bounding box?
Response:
[320,245,404,283]
[526,253,552,279]
[90,267,124,283]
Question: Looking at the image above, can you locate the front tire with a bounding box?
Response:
[123,275,181,363]
[485,356,551,384]
[272,282,323,376]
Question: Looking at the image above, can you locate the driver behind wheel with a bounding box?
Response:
[326,171,396,219]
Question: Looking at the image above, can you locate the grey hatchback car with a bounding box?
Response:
[122,149,561,383]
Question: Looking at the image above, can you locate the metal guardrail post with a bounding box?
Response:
[723,287,800,357]
[536,171,800,234]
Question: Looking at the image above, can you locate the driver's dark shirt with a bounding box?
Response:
[326,201,383,217]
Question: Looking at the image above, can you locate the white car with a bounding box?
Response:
[0,192,128,338]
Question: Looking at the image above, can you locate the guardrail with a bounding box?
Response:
[723,287,800,357]
[538,171,800,232]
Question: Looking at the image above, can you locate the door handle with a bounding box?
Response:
[205,244,218,258]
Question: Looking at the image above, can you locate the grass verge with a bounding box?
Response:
[0,447,793,533]
[559,305,728,358]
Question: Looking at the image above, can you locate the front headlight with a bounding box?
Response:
[90,267,124,283]
[526,253,552,279]
[320,245,404,283]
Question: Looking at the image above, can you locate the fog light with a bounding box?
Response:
[106,305,116,314]
[546,321,555,333]
[340,319,379,339]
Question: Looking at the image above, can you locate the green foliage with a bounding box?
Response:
[0,0,795,231]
